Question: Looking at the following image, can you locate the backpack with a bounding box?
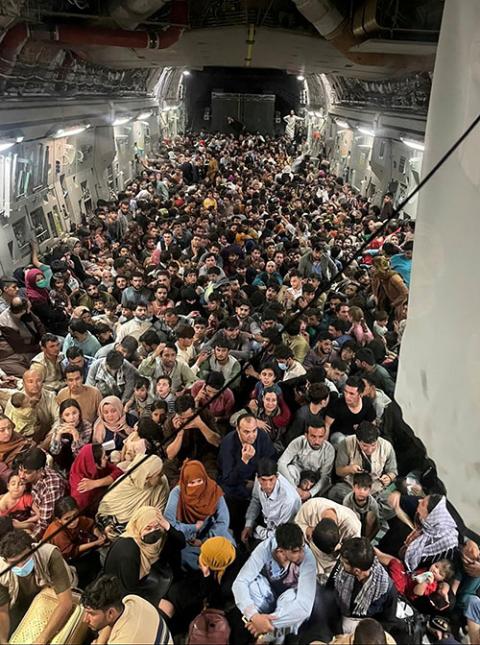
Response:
[187,608,231,645]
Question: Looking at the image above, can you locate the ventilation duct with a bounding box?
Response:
[292,0,433,70]
[109,0,171,30]
[0,1,186,84]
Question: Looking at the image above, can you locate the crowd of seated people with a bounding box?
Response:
[0,130,475,645]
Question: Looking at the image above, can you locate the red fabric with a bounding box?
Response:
[69,444,122,509]
[190,380,235,418]
[272,396,292,429]
[0,493,33,517]
[388,560,438,600]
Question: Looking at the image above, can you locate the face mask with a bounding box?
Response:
[142,529,162,544]
[12,556,35,577]
[277,362,287,371]
[36,279,48,289]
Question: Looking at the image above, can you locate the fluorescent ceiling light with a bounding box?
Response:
[297,75,305,81]
[336,119,350,129]
[54,125,88,138]
[15,136,24,143]
[358,144,372,149]
[0,142,14,152]
[182,70,191,76]
[113,116,131,126]
[358,127,375,136]
[136,111,152,120]
[401,137,425,151]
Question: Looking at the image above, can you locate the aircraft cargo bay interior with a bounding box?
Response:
[0,1,478,644]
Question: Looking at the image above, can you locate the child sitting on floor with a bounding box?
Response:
[376,548,454,605]
[124,376,154,419]
[8,392,37,439]
[249,364,282,404]
[155,376,176,413]
[0,471,39,532]
[343,472,380,540]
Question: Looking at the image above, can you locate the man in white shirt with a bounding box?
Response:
[295,497,361,583]
[175,324,196,365]
[115,303,152,343]
[278,424,335,501]
[242,458,301,543]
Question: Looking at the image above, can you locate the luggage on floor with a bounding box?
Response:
[9,587,88,645]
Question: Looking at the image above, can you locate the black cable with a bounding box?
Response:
[3,111,480,575]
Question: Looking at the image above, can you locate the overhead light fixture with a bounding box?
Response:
[0,142,15,152]
[113,116,131,126]
[182,70,191,76]
[297,75,305,81]
[15,136,24,143]
[136,111,152,121]
[335,119,350,129]
[358,127,375,136]
[358,144,372,149]
[54,125,89,138]
[401,137,425,151]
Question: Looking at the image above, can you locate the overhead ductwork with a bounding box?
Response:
[0,22,30,78]
[292,0,433,70]
[109,0,171,30]
[0,0,187,84]
[47,23,183,50]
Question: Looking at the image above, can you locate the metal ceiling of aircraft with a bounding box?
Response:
[0,0,443,100]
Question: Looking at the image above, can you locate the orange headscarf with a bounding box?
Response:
[177,460,223,524]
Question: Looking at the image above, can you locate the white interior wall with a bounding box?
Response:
[0,99,162,271]
[396,0,480,533]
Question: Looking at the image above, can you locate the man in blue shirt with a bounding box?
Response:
[217,413,276,539]
[232,523,317,641]
[390,241,413,287]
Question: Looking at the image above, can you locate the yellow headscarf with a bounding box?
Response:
[199,536,236,581]
[120,505,166,578]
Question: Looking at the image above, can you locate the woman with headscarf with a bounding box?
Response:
[159,536,242,635]
[403,495,459,572]
[370,256,409,323]
[69,444,123,511]
[92,396,132,451]
[164,460,234,570]
[64,237,87,282]
[96,454,169,537]
[103,505,186,606]
[0,414,32,478]
[25,268,69,335]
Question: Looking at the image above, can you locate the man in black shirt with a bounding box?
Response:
[324,376,376,446]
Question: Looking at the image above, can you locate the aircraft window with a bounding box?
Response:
[29,207,49,243]
[47,208,64,236]
[0,154,13,223]
[12,217,30,255]
[13,143,49,198]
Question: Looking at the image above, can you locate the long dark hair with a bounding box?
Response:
[59,399,83,427]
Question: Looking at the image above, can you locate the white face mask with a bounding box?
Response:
[277,362,287,371]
